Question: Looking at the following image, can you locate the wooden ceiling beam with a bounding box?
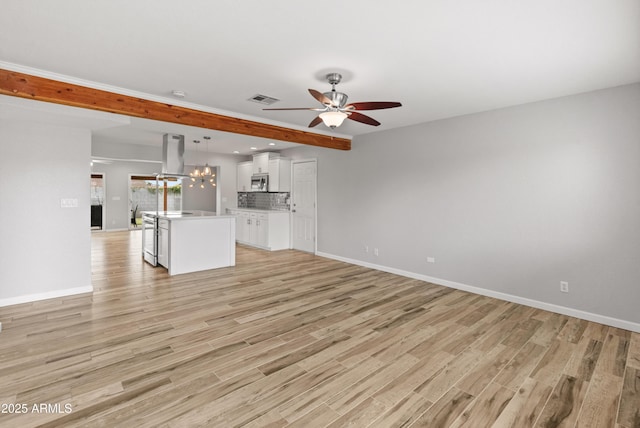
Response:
[0,68,351,151]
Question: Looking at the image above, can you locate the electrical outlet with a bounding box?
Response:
[560,281,569,293]
[374,248,379,256]
[364,245,369,253]
[427,257,435,263]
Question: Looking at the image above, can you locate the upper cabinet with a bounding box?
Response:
[268,158,291,192]
[237,152,291,192]
[236,161,252,192]
[252,152,280,174]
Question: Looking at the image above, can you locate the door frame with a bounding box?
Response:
[290,158,317,254]
[90,172,106,232]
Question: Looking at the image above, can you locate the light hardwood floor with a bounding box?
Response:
[0,231,639,427]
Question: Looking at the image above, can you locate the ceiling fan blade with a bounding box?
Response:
[347,111,381,126]
[308,116,323,128]
[309,89,332,106]
[345,101,402,111]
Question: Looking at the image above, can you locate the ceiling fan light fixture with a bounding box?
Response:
[319,111,347,128]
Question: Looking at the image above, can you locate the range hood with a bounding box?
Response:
[160,133,188,178]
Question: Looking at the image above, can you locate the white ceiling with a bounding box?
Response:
[1,0,638,154]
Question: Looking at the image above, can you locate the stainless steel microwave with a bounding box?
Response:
[250,174,268,192]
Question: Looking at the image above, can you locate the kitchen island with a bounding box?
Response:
[142,210,236,275]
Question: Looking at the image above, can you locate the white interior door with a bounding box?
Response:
[291,160,317,253]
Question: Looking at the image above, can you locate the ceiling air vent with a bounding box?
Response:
[248,94,279,105]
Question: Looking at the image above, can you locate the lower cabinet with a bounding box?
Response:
[228,209,289,250]
[158,219,169,268]
[254,214,268,248]
[236,211,250,242]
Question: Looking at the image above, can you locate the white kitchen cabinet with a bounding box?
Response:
[252,152,279,174]
[268,158,291,192]
[255,213,268,247]
[232,209,290,250]
[245,213,268,247]
[158,219,169,268]
[236,161,252,192]
[235,211,257,245]
[228,210,244,242]
[240,211,251,242]
[247,212,258,244]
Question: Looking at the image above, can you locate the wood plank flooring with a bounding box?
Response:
[0,230,638,427]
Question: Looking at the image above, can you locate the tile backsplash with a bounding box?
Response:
[238,192,290,211]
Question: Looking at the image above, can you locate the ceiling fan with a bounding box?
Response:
[263,73,402,129]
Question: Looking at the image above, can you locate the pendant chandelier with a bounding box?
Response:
[189,137,216,189]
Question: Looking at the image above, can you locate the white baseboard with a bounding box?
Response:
[317,252,640,333]
[0,286,93,308]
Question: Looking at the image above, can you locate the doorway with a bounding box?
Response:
[291,159,317,253]
[129,175,182,229]
[90,173,105,230]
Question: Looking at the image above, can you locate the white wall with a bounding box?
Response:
[0,119,92,304]
[283,83,640,330]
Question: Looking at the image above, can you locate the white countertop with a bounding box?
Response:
[142,210,235,220]
[228,208,290,213]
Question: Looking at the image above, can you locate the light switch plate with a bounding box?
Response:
[60,198,78,208]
